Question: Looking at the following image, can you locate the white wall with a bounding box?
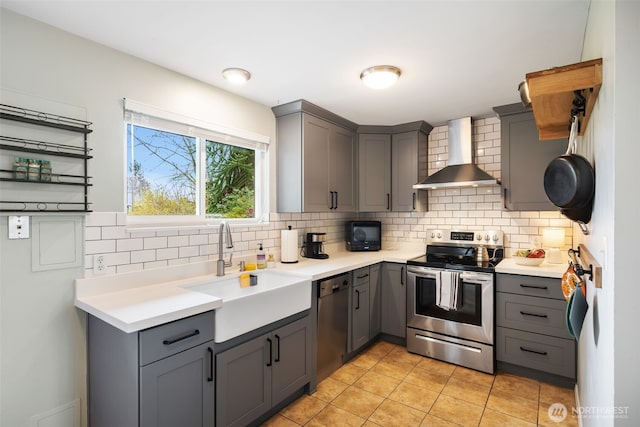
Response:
[577,0,640,425]
[0,8,276,426]
[0,8,276,213]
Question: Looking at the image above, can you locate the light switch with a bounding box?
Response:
[8,215,30,239]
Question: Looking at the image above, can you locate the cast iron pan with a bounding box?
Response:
[544,154,595,209]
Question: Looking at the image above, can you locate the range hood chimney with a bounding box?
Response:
[413,117,499,189]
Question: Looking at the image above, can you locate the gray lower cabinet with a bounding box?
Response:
[381,262,406,339]
[494,103,567,211]
[140,342,214,427]
[351,267,371,352]
[88,311,215,427]
[215,316,312,427]
[496,273,576,384]
[369,263,382,338]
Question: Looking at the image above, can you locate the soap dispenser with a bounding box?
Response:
[257,243,266,269]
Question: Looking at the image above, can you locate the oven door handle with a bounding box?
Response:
[459,272,492,283]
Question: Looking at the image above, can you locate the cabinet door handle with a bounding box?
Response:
[275,334,281,363]
[412,192,416,210]
[355,289,360,310]
[329,191,334,209]
[503,188,508,210]
[520,311,548,319]
[162,329,200,345]
[387,193,390,210]
[519,284,549,290]
[266,338,273,367]
[207,347,213,382]
[335,191,339,210]
[519,346,548,356]
[401,267,405,286]
[357,274,369,279]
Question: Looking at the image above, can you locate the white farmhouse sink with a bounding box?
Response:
[183,270,312,343]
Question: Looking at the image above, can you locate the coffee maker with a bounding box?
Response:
[303,232,329,259]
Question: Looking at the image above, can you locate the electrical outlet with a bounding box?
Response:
[93,255,106,274]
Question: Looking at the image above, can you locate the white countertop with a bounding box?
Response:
[75,245,424,333]
[76,243,569,334]
[495,257,569,279]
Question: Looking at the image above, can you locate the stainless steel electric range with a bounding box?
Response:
[406,229,504,374]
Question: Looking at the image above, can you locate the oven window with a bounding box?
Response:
[415,276,482,326]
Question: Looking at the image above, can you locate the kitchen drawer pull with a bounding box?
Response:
[357,274,369,279]
[520,311,549,319]
[519,346,548,356]
[266,338,273,367]
[519,284,549,290]
[207,347,213,382]
[162,329,200,345]
[275,334,281,363]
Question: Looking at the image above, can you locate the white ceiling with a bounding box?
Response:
[2,0,591,126]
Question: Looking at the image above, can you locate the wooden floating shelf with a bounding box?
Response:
[526,58,602,140]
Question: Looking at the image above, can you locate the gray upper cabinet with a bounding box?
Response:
[392,131,428,212]
[494,103,567,211]
[358,134,392,212]
[273,100,357,213]
[358,122,431,212]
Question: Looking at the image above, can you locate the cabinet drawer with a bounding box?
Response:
[139,311,215,366]
[353,267,370,287]
[497,273,564,300]
[496,293,571,339]
[496,327,575,379]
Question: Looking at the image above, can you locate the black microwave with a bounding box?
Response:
[345,221,381,251]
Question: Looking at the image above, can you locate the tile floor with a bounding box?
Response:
[262,341,578,427]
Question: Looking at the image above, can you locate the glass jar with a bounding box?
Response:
[13,157,28,180]
[40,160,52,182]
[28,159,40,181]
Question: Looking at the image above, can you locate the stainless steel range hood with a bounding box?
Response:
[413,117,499,189]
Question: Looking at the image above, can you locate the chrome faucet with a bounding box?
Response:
[216,221,234,276]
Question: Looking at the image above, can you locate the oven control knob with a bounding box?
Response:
[430,232,435,238]
[484,234,490,241]
[436,232,442,239]
[492,234,499,242]
[476,234,482,241]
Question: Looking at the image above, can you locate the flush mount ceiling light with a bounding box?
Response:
[360,65,401,89]
[222,68,251,84]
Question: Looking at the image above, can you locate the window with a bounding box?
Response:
[124,99,269,225]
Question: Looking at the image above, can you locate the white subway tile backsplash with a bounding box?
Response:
[86,239,116,255]
[157,247,179,261]
[116,238,143,252]
[143,236,168,250]
[83,119,573,277]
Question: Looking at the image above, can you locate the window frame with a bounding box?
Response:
[123,98,270,229]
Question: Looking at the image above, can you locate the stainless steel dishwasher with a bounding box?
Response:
[317,272,350,382]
